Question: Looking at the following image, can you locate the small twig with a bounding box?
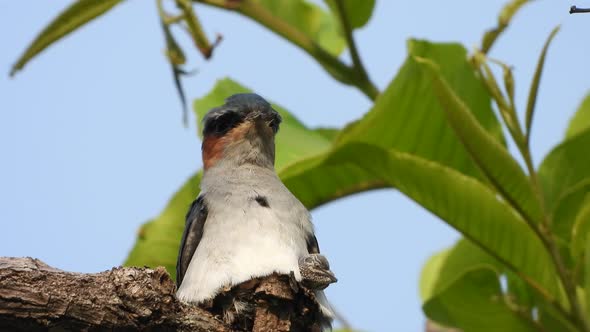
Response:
[164,14,185,25]
[333,1,371,83]
[570,5,590,14]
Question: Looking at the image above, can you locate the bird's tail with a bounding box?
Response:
[315,290,334,331]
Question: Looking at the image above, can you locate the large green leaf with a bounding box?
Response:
[280,153,384,209]
[313,127,340,141]
[337,40,504,180]
[253,0,346,56]
[416,57,542,225]
[282,40,507,210]
[566,92,590,140]
[324,0,376,29]
[11,0,124,76]
[539,129,590,212]
[422,240,537,314]
[585,237,590,317]
[420,238,501,302]
[327,143,559,299]
[423,268,537,332]
[283,40,507,210]
[538,303,579,332]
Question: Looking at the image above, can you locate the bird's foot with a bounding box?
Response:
[299,254,337,290]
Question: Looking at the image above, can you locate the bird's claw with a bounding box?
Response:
[289,270,300,293]
[299,254,337,290]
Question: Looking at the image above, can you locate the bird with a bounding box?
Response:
[175,93,336,327]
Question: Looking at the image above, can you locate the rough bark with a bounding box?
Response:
[0,257,323,331]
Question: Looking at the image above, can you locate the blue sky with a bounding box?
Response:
[1,1,589,331]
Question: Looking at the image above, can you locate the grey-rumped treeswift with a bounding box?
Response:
[175,93,337,327]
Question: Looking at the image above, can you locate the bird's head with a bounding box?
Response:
[201,93,282,171]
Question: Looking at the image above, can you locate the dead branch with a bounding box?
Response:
[0,257,323,331]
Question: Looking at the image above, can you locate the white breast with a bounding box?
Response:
[176,167,313,303]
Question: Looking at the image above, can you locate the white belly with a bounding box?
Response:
[176,199,308,303]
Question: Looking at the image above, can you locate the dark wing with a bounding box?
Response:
[306,233,320,254]
[176,195,208,287]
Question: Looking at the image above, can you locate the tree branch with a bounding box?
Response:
[570,6,590,14]
[0,257,325,331]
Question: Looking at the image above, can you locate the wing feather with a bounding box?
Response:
[176,195,208,287]
[306,233,320,254]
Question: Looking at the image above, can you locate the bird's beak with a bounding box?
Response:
[251,113,279,138]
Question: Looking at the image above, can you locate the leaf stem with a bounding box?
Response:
[193,0,379,100]
[333,0,375,95]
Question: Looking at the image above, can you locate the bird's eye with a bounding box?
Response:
[268,118,279,133]
[206,111,242,136]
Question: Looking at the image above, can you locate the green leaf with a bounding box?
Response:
[552,179,590,242]
[525,26,560,144]
[421,249,452,301]
[423,268,537,332]
[254,0,346,56]
[11,0,124,76]
[313,127,340,141]
[585,236,590,317]
[324,0,376,29]
[566,92,590,139]
[571,194,590,259]
[328,143,559,299]
[539,129,590,212]
[420,238,501,302]
[480,0,532,54]
[282,40,507,210]
[538,303,579,332]
[337,40,504,179]
[280,153,384,209]
[415,57,542,225]
[505,271,535,309]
